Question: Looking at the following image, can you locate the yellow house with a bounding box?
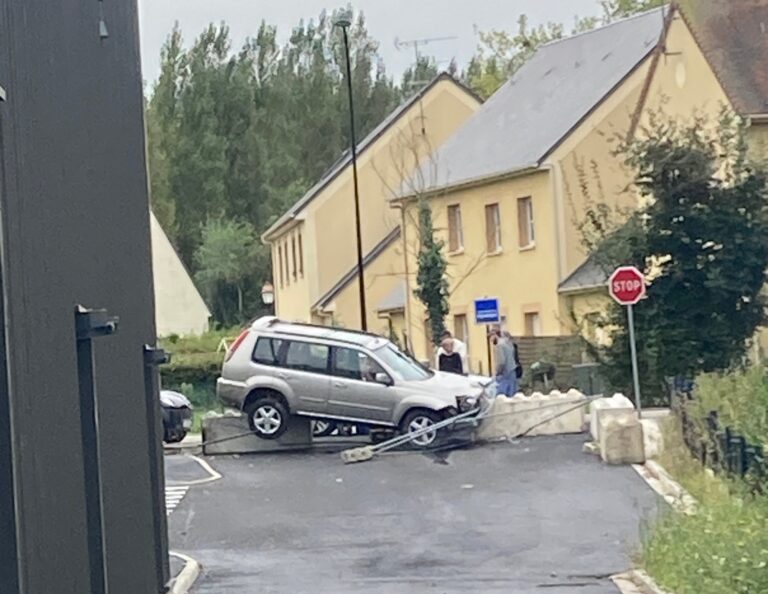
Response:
[261,73,481,331]
[393,2,768,371]
[391,8,668,371]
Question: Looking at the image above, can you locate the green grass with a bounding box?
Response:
[642,419,768,594]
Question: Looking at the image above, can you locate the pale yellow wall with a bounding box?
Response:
[748,123,768,163]
[149,212,211,337]
[272,222,313,322]
[639,13,731,132]
[270,79,480,323]
[551,66,649,280]
[563,291,613,347]
[320,235,405,335]
[402,171,559,371]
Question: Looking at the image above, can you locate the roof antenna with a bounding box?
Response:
[394,35,458,135]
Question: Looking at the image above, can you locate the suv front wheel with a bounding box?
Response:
[245,396,289,439]
[400,409,442,449]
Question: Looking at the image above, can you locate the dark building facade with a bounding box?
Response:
[0,1,167,592]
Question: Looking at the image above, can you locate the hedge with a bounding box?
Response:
[160,351,222,409]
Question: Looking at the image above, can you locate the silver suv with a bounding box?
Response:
[217,317,485,447]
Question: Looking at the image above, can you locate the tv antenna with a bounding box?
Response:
[395,35,458,134]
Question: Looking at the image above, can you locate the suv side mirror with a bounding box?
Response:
[374,372,393,386]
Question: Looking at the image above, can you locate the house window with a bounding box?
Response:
[485,203,502,253]
[278,245,284,288]
[517,197,535,248]
[284,240,290,286]
[524,312,542,337]
[298,232,304,277]
[291,235,298,280]
[447,204,463,252]
[454,314,469,349]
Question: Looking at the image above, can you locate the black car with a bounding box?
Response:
[160,390,193,443]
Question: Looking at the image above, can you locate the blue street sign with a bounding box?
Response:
[474,297,500,324]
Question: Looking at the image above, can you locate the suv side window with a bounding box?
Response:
[284,341,330,374]
[332,347,387,382]
[252,337,284,366]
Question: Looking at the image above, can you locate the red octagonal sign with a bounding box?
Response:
[609,266,646,305]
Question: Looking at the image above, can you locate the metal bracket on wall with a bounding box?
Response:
[0,86,6,102]
[75,305,119,594]
[143,345,172,592]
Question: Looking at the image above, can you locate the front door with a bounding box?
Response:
[327,346,396,423]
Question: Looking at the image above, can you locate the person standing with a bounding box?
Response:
[435,330,468,374]
[493,330,519,396]
[438,337,464,375]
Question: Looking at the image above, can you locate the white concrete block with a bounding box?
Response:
[477,390,587,441]
[600,415,645,465]
[589,394,636,441]
[640,418,664,459]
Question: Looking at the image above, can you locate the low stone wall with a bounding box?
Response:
[477,389,588,442]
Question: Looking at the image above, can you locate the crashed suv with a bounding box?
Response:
[216,317,486,447]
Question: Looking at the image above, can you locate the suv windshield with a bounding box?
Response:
[374,344,431,381]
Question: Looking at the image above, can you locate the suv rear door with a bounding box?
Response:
[327,346,396,424]
[251,336,330,414]
[279,339,331,414]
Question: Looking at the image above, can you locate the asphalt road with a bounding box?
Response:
[167,435,659,593]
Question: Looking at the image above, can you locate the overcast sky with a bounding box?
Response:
[138,0,603,85]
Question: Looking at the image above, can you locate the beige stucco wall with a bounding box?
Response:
[150,212,211,337]
[638,12,731,131]
[269,79,480,323]
[402,171,559,370]
[319,235,405,335]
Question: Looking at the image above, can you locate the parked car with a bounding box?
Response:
[160,389,193,444]
[217,317,488,448]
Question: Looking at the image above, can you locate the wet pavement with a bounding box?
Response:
[167,434,659,593]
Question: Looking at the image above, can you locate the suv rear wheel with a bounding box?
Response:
[245,396,289,439]
[400,409,442,448]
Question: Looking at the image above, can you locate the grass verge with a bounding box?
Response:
[642,419,768,594]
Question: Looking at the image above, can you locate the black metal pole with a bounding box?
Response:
[341,25,368,331]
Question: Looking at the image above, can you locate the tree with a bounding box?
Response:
[414,199,449,345]
[600,0,667,20]
[578,112,768,403]
[194,218,262,324]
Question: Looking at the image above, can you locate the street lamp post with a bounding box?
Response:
[334,9,368,331]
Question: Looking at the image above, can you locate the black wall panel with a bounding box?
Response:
[0,1,164,592]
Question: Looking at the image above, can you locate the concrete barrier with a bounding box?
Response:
[589,393,635,441]
[477,389,588,442]
[600,414,645,465]
[202,414,312,455]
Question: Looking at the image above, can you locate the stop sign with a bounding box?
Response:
[609,266,646,305]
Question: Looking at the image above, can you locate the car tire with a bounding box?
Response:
[245,396,289,440]
[312,420,337,438]
[400,409,442,449]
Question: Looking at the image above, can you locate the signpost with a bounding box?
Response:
[474,297,500,376]
[608,266,646,417]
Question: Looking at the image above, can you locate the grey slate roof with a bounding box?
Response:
[558,256,608,293]
[262,73,480,241]
[376,280,407,313]
[314,227,401,310]
[406,7,667,194]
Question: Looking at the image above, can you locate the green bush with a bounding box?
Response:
[692,367,768,445]
[160,351,222,409]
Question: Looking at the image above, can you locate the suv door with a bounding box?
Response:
[327,346,396,424]
[279,340,331,414]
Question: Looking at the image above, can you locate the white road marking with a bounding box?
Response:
[165,485,190,516]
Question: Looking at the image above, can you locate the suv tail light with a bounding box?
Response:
[224,328,250,362]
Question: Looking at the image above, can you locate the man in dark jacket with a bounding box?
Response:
[492,330,519,396]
